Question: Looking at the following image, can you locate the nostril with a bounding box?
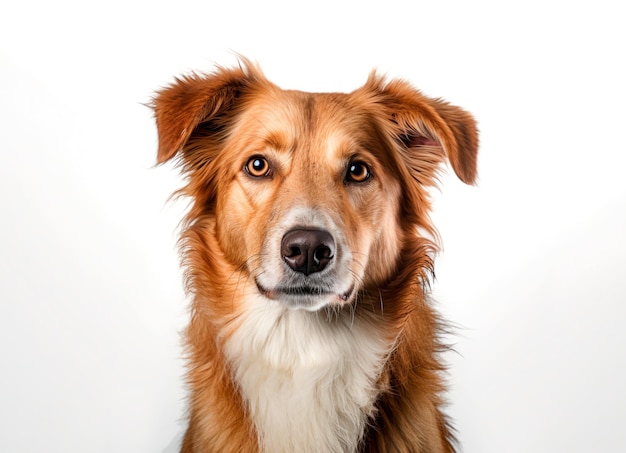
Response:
[286,246,302,258]
[314,245,332,263]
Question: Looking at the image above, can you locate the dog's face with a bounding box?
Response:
[212,89,406,310]
[153,61,478,312]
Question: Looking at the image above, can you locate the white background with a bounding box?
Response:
[1,1,625,452]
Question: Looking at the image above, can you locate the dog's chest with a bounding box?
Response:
[223,297,391,453]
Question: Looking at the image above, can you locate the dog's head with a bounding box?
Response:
[153,60,477,312]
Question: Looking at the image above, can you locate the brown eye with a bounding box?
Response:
[346,161,371,183]
[245,156,271,178]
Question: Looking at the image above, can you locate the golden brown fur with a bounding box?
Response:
[153,59,478,452]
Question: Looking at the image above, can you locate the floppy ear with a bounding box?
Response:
[152,60,265,164]
[423,97,479,184]
[365,74,479,185]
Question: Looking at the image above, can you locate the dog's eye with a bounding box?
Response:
[345,161,371,183]
[245,156,272,178]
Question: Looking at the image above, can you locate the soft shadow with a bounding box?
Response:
[162,430,184,453]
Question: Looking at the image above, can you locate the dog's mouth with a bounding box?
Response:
[255,279,354,310]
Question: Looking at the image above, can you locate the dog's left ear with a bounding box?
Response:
[423,96,479,184]
[365,75,479,185]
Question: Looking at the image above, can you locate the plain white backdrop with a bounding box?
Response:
[1,1,625,452]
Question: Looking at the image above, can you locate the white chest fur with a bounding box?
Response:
[224,295,392,453]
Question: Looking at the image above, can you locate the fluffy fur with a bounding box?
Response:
[152,59,478,453]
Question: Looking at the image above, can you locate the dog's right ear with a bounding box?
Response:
[152,60,264,164]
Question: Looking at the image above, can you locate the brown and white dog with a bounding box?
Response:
[153,59,478,453]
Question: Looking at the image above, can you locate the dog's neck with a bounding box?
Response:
[223,293,393,453]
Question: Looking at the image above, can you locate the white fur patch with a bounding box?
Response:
[224,293,393,453]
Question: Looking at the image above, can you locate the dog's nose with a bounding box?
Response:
[281,229,335,276]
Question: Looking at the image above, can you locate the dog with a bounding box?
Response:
[153,59,478,453]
